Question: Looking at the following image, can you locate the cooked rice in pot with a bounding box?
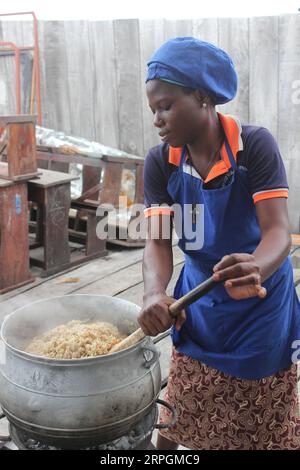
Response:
[26,320,126,359]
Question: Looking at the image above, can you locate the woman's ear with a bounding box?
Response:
[194,90,207,108]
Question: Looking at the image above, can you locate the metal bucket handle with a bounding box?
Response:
[142,343,160,368]
[155,398,177,429]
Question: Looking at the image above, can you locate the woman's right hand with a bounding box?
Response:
[138,293,186,337]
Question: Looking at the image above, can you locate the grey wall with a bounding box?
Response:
[0,16,300,230]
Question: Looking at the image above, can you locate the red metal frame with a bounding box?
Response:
[0,11,42,124]
[0,41,21,114]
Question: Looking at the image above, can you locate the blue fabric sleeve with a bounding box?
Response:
[143,144,174,208]
[242,127,288,197]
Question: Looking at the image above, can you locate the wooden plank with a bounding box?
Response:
[0,239,181,318]
[0,21,21,114]
[0,242,147,303]
[0,20,6,116]
[63,21,95,141]
[0,20,34,116]
[88,21,119,148]
[19,20,34,115]
[0,247,146,318]
[75,244,184,296]
[116,262,184,306]
[218,18,249,123]
[76,259,145,297]
[99,161,123,206]
[20,52,33,114]
[163,19,193,40]
[0,183,32,291]
[81,166,102,200]
[0,115,37,124]
[48,160,70,174]
[286,158,300,234]
[192,18,219,45]
[278,15,300,233]
[249,16,279,137]
[139,19,165,157]
[6,121,38,178]
[135,163,144,205]
[294,269,300,283]
[192,18,219,113]
[38,21,72,133]
[84,213,107,256]
[29,168,78,187]
[113,19,144,156]
[1,20,28,46]
[0,177,13,187]
[297,284,300,299]
[0,60,13,113]
[43,184,72,270]
[37,150,105,168]
[102,154,144,163]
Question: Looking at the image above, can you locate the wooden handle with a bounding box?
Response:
[110,327,145,353]
[168,275,219,316]
[110,275,219,354]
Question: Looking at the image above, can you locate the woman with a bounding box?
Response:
[138,37,300,450]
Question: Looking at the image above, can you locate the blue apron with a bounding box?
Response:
[168,139,300,380]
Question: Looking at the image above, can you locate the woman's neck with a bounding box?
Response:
[186,109,224,178]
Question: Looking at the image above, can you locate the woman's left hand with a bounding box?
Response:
[212,253,267,300]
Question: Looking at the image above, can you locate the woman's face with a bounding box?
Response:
[146,79,206,148]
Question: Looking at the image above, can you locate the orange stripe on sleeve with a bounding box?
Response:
[253,190,288,204]
[144,207,174,218]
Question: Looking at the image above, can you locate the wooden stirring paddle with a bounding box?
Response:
[110,275,219,353]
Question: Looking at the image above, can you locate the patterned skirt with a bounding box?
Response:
[159,348,300,450]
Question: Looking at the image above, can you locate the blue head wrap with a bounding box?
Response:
[146,37,237,105]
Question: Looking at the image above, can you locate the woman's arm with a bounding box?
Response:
[143,215,174,299]
[138,215,186,335]
[252,198,291,279]
[212,198,291,300]
[143,238,173,298]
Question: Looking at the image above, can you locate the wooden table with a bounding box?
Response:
[0,178,33,293]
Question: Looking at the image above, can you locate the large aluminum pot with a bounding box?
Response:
[0,295,161,446]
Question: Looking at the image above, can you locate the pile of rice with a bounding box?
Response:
[26,320,126,359]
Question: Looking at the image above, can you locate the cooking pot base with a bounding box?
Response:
[8,405,158,450]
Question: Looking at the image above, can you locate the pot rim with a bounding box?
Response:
[1,294,146,365]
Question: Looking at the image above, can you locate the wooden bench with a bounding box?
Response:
[28,168,108,276]
[0,114,40,292]
[0,178,33,293]
[0,115,40,181]
[28,169,78,276]
[36,149,145,247]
